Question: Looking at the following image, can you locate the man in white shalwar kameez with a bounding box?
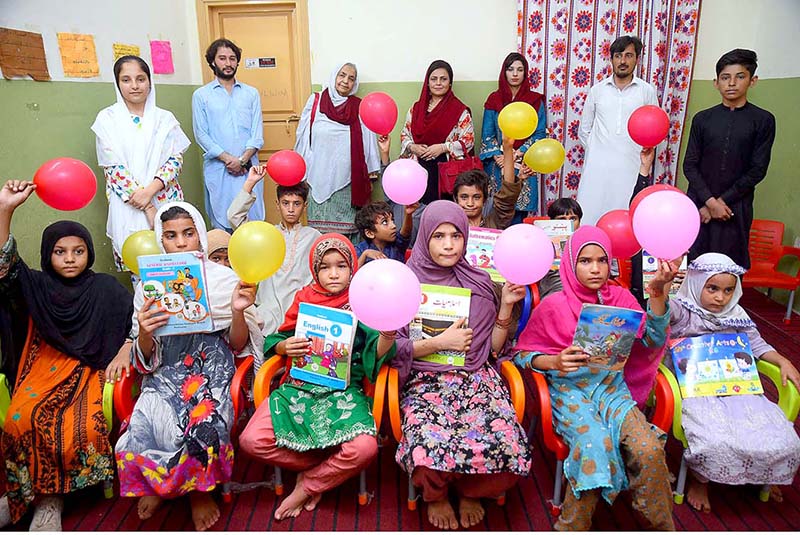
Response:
[577,35,658,225]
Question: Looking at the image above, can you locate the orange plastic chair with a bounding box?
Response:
[742,219,800,324]
[386,360,526,510]
[528,364,674,516]
[614,256,633,289]
[246,354,389,505]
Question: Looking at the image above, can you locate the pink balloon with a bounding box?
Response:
[349,259,422,331]
[493,224,555,285]
[382,159,428,205]
[627,105,670,147]
[632,190,700,259]
[359,92,399,136]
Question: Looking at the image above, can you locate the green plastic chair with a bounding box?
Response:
[662,359,800,504]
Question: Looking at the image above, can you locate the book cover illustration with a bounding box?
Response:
[466,226,505,283]
[138,252,213,336]
[290,303,358,390]
[572,304,644,370]
[669,333,763,398]
[533,219,575,270]
[410,284,471,367]
[642,251,688,298]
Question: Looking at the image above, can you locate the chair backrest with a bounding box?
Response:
[616,257,633,289]
[522,216,550,225]
[749,219,785,268]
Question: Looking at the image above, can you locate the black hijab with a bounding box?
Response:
[9,221,133,370]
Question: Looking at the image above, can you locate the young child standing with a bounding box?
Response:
[228,167,321,335]
[354,200,414,266]
[514,226,677,530]
[669,253,800,512]
[238,234,396,520]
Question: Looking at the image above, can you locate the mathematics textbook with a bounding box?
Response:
[572,304,643,370]
[467,226,505,283]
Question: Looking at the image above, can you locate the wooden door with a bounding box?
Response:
[197,0,311,224]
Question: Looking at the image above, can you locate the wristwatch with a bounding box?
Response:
[238,156,247,167]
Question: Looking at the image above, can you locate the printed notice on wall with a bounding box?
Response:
[113,43,140,62]
[0,27,51,81]
[245,57,276,69]
[149,40,174,74]
[57,33,99,77]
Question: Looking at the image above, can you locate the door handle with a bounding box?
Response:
[285,114,301,133]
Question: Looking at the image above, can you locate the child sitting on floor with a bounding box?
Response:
[514,226,677,531]
[668,253,800,513]
[354,200,414,266]
[238,233,396,521]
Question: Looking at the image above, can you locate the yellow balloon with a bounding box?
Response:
[497,102,538,140]
[523,138,566,174]
[121,230,160,275]
[228,221,286,283]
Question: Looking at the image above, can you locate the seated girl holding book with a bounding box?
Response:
[391,201,531,530]
[514,226,677,530]
[238,233,396,520]
[668,253,800,513]
[116,201,263,531]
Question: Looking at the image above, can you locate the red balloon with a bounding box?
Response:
[597,209,641,259]
[627,105,670,147]
[33,157,97,211]
[266,150,306,186]
[359,92,398,136]
[629,183,683,218]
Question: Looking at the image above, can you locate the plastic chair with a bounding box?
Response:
[247,354,389,505]
[528,363,674,516]
[660,359,800,504]
[386,360,526,510]
[742,219,800,324]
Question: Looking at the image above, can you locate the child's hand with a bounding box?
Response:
[553,345,589,373]
[0,180,36,211]
[437,317,473,353]
[363,249,387,261]
[501,282,527,306]
[501,134,514,150]
[639,147,655,174]
[780,359,800,391]
[649,259,679,293]
[246,164,267,186]
[404,202,420,216]
[378,135,391,155]
[231,281,257,312]
[518,164,534,179]
[105,344,132,384]
[137,297,169,336]
[283,336,312,358]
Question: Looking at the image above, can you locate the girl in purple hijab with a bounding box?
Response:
[392,200,531,530]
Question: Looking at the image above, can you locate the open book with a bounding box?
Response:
[410,284,471,367]
[572,304,644,370]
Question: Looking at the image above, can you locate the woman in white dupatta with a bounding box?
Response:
[91,55,191,271]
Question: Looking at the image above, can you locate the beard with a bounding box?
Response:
[212,63,238,80]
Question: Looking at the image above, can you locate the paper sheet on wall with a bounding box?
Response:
[149,40,174,74]
[0,27,51,81]
[57,33,99,78]
[113,43,140,62]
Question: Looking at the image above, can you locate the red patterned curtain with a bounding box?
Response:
[517,0,701,211]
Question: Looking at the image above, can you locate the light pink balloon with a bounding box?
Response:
[349,259,422,331]
[382,159,428,205]
[493,224,555,285]
[632,190,700,259]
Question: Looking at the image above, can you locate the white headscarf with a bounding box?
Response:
[91,58,191,259]
[133,202,264,363]
[674,252,755,329]
[326,62,359,105]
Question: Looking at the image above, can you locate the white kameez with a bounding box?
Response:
[576,76,658,225]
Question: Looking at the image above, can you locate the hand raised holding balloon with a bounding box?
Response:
[437,317,473,353]
[501,282,527,306]
[231,281,257,313]
[0,180,36,212]
[245,165,267,194]
[639,147,655,176]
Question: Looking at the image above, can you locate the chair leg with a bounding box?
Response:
[550,459,563,517]
[274,466,284,496]
[358,470,369,506]
[407,477,418,511]
[103,479,113,499]
[784,290,795,324]
[759,484,771,502]
[222,481,232,503]
[674,453,688,505]
[767,288,773,298]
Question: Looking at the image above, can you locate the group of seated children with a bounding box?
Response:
[1,130,799,531]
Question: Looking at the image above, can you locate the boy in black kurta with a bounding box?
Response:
[683,48,775,269]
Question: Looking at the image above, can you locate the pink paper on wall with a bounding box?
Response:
[149,40,174,74]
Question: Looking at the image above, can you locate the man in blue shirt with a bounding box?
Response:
[192,39,264,231]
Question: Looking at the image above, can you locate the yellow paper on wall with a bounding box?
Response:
[112,43,140,62]
[57,32,99,77]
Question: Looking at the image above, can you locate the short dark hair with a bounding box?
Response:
[113,55,150,91]
[610,35,643,58]
[452,169,489,200]
[205,39,242,68]
[355,201,393,241]
[547,197,583,220]
[277,181,310,202]
[160,206,192,223]
[715,48,758,77]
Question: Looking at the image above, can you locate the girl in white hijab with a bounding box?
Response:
[91,55,191,271]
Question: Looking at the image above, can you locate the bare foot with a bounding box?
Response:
[274,480,310,520]
[137,496,164,520]
[189,492,220,531]
[458,497,485,528]
[770,485,784,502]
[295,473,322,512]
[687,479,711,513]
[427,499,458,530]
